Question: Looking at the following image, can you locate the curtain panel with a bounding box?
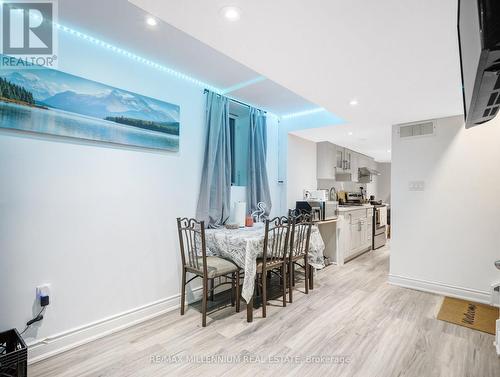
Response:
[247,108,272,216]
[196,91,232,227]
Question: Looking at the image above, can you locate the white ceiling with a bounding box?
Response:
[58,0,318,115]
[130,0,464,161]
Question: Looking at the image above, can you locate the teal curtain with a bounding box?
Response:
[196,91,231,227]
[247,108,272,216]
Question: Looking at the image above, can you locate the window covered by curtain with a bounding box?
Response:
[247,108,272,216]
[196,91,232,227]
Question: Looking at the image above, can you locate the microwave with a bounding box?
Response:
[295,201,338,221]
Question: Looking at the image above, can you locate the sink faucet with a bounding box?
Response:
[329,186,337,201]
[495,260,500,270]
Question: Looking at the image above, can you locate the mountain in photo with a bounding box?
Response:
[43,89,178,123]
[0,71,60,101]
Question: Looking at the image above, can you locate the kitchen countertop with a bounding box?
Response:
[337,204,375,212]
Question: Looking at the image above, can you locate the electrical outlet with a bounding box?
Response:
[408,181,425,191]
[36,284,50,305]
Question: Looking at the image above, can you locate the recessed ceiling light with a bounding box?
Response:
[349,99,358,106]
[348,132,353,136]
[146,16,157,26]
[387,149,391,153]
[221,6,241,21]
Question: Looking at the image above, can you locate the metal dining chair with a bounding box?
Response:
[287,212,313,303]
[176,217,240,327]
[253,216,290,318]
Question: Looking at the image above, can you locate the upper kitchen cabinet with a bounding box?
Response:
[350,151,361,182]
[317,142,352,181]
[316,142,376,182]
[317,142,337,179]
[335,147,354,181]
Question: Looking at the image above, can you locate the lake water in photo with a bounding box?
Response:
[0,102,180,151]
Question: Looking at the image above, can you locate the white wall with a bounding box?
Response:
[389,115,500,303]
[0,30,280,360]
[277,113,344,215]
[286,134,317,209]
[376,162,391,204]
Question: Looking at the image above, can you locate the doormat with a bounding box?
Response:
[437,297,499,335]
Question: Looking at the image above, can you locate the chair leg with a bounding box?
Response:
[292,263,296,286]
[202,276,208,327]
[247,295,253,323]
[180,268,186,315]
[231,273,235,307]
[235,270,240,313]
[262,269,267,318]
[282,264,287,307]
[288,260,293,303]
[304,257,310,294]
[309,265,314,290]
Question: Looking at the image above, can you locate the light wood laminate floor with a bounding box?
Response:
[30,245,500,377]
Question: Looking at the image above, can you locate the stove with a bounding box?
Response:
[372,204,387,249]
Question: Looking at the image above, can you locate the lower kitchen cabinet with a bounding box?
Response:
[335,207,373,265]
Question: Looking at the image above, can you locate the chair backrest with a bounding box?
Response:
[288,208,309,218]
[176,217,207,274]
[289,213,313,258]
[262,216,290,266]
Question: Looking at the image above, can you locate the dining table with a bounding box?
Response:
[205,222,325,322]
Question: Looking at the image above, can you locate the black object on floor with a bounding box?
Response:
[0,329,27,377]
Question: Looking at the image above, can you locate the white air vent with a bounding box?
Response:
[398,121,435,138]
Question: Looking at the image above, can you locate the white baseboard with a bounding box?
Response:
[388,274,491,304]
[28,286,203,364]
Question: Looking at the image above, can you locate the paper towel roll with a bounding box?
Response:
[233,201,246,228]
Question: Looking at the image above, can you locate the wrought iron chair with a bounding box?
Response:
[288,211,313,303]
[176,217,240,327]
[253,216,290,318]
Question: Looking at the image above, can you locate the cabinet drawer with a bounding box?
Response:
[348,209,368,223]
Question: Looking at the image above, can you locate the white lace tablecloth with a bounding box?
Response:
[205,224,325,303]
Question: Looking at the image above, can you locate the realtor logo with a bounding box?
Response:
[1,0,58,68]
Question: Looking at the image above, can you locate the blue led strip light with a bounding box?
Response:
[54,23,222,93]
[54,23,328,120]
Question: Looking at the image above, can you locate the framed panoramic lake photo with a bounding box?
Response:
[0,61,180,151]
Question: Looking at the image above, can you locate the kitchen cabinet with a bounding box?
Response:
[316,142,376,183]
[334,147,354,180]
[344,149,353,172]
[338,148,352,172]
[335,149,344,170]
[350,152,360,182]
[317,142,337,179]
[335,206,373,265]
[348,222,362,254]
